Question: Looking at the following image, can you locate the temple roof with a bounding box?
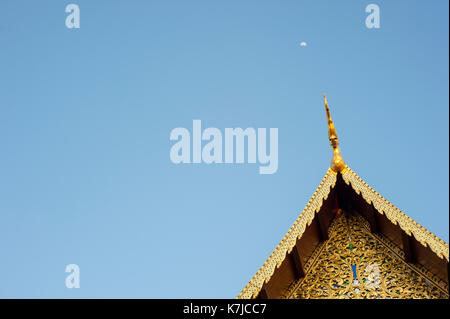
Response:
[237,96,449,299]
[237,165,449,299]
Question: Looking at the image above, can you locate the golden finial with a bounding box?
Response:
[323,94,345,172]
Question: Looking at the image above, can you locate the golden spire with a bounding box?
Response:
[323,94,345,172]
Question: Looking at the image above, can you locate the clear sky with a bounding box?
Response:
[0,1,448,298]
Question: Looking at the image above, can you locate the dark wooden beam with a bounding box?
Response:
[366,204,378,233]
[401,231,415,263]
[259,283,270,299]
[290,245,305,279]
[335,173,344,205]
[333,191,340,212]
[447,262,449,285]
[317,211,329,241]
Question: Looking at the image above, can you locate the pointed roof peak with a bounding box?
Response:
[323,94,346,172]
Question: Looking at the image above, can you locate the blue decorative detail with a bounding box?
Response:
[351,264,357,279]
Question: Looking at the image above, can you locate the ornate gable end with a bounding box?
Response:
[238,167,449,299]
[237,96,449,299]
[289,211,448,299]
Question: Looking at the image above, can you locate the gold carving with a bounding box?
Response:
[289,213,448,299]
[324,94,345,172]
[341,166,449,261]
[237,166,449,299]
[237,96,448,298]
[236,169,337,299]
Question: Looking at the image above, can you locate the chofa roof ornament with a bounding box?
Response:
[323,94,346,172]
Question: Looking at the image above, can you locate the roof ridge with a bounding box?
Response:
[341,166,449,261]
[237,165,449,299]
[237,168,337,299]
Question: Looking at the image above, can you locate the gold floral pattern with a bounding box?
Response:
[289,213,448,299]
[237,166,449,299]
[341,166,449,261]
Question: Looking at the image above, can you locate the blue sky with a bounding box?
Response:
[0,1,448,298]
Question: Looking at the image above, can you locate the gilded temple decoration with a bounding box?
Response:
[238,165,449,299]
[287,213,448,299]
[340,166,449,261]
[237,96,449,299]
[323,94,345,172]
[236,169,337,299]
